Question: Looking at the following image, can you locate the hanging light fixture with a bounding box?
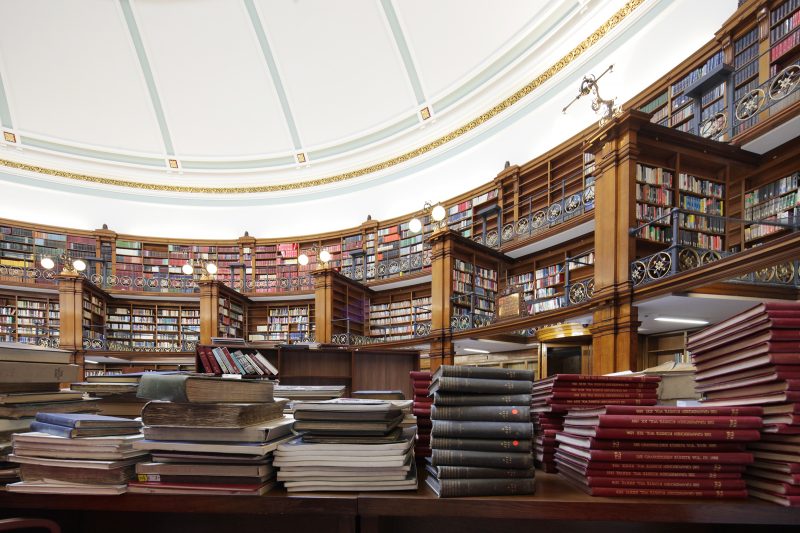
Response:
[40,257,55,270]
[408,218,423,233]
[319,250,332,263]
[181,262,194,275]
[431,204,446,222]
[205,262,218,275]
[298,254,310,266]
[72,259,87,272]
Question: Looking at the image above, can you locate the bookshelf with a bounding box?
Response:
[105,302,200,352]
[732,26,760,136]
[367,288,432,341]
[331,281,368,342]
[744,171,800,245]
[0,293,60,346]
[451,257,498,329]
[0,224,96,282]
[248,302,315,343]
[770,0,800,74]
[635,163,674,244]
[81,285,106,349]
[217,293,246,339]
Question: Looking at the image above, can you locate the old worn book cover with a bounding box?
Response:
[141,399,286,427]
[137,374,274,403]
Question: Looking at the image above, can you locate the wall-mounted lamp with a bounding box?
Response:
[409,201,447,235]
[181,262,194,275]
[40,257,55,270]
[298,245,332,268]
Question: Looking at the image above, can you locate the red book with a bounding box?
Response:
[416,418,432,429]
[692,333,800,362]
[562,426,761,442]
[409,371,431,380]
[556,450,745,473]
[750,460,800,474]
[584,469,742,479]
[564,414,762,430]
[695,355,800,382]
[197,347,218,375]
[413,408,431,417]
[413,388,430,396]
[558,443,753,464]
[695,366,800,389]
[566,405,763,417]
[700,390,800,407]
[688,303,800,346]
[536,382,660,392]
[746,466,800,484]
[748,488,800,507]
[763,424,800,434]
[694,342,800,369]
[556,427,761,444]
[413,398,433,405]
[547,398,659,407]
[583,476,746,491]
[703,379,800,399]
[582,486,747,498]
[746,476,800,495]
[547,391,659,400]
[536,374,661,384]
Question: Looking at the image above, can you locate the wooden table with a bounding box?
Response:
[1,473,799,533]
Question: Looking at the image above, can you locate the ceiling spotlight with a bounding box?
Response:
[409,218,422,233]
[298,254,309,266]
[205,262,218,275]
[40,257,55,270]
[319,250,332,263]
[653,317,709,325]
[181,262,194,275]
[72,259,87,272]
[431,204,446,222]
[463,348,490,354]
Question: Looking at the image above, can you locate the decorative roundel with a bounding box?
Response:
[366,265,376,278]
[411,254,422,269]
[278,278,288,289]
[586,278,594,298]
[29,268,41,279]
[43,270,55,280]
[423,251,432,266]
[631,260,647,285]
[134,277,144,287]
[699,112,727,139]
[147,278,158,288]
[678,248,700,271]
[547,202,562,222]
[300,276,311,287]
[755,266,776,283]
[532,210,546,228]
[735,88,765,121]
[88,273,101,284]
[768,65,800,101]
[354,265,365,278]
[565,194,582,213]
[700,250,721,265]
[450,316,460,329]
[108,275,118,286]
[341,267,352,279]
[775,262,795,284]
[92,339,104,350]
[473,235,483,244]
[415,323,431,336]
[516,217,530,235]
[583,185,595,205]
[171,278,182,288]
[9,267,23,278]
[377,263,388,277]
[121,276,133,287]
[486,230,499,248]
[647,252,672,279]
[459,315,472,330]
[82,339,91,349]
[159,278,169,288]
[291,277,300,288]
[569,283,587,304]
[400,257,410,272]
[0,265,7,275]
[502,223,515,241]
[188,280,198,289]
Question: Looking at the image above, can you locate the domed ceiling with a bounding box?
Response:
[0,0,737,238]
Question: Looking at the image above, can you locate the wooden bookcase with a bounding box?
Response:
[367,287,432,342]
[247,301,315,343]
[105,301,200,352]
[0,290,60,346]
[743,171,800,245]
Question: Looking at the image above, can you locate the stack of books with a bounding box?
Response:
[532,374,661,472]
[0,342,97,421]
[70,371,187,418]
[274,384,346,402]
[689,301,800,506]
[128,373,290,495]
[6,413,146,494]
[273,398,417,491]
[426,365,535,497]
[554,405,760,498]
[410,371,432,458]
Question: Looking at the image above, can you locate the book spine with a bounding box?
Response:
[433,393,532,406]
[430,405,530,422]
[602,406,764,416]
[438,477,536,497]
[211,348,234,374]
[584,469,742,479]
[33,412,78,428]
[542,375,661,384]
[586,449,753,464]
[413,407,431,417]
[582,440,746,452]
[430,436,531,453]
[431,420,533,439]
[431,449,533,469]
[587,487,747,498]
[437,365,533,381]
[588,427,762,442]
[433,377,532,395]
[233,352,257,375]
[136,374,190,402]
[596,415,763,429]
[203,347,223,375]
[252,352,277,376]
[560,458,744,472]
[197,349,215,374]
[222,347,246,375]
[549,399,659,407]
[586,477,745,490]
[533,382,659,391]
[548,392,658,399]
[432,465,536,479]
[29,421,76,438]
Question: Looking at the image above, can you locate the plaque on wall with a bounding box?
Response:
[496,287,527,321]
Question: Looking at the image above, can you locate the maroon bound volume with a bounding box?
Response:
[536,374,661,384]
[566,405,764,417]
[555,450,745,472]
[565,414,763,429]
[584,486,747,498]
[547,398,659,407]
[547,391,659,400]
[582,476,746,490]
[557,443,754,464]
[561,426,762,442]
[556,434,746,452]
[688,303,800,346]
[695,367,800,390]
[583,469,742,479]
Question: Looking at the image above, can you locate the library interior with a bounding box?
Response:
[0,0,799,531]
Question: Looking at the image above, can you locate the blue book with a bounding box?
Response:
[30,420,141,438]
[34,413,142,429]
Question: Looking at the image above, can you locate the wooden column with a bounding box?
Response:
[198,278,220,345]
[428,338,454,375]
[57,271,86,377]
[428,229,454,338]
[587,111,645,374]
[313,269,335,343]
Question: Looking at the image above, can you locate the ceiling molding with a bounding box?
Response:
[379,0,426,106]
[0,0,644,194]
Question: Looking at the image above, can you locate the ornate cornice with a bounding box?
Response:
[0,0,644,194]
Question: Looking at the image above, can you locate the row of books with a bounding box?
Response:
[637,184,673,206]
[745,191,799,221]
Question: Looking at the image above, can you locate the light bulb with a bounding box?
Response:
[40,257,55,270]
[319,250,332,263]
[72,259,87,272]
[431,204,446,222]
[409,218,422,233]
[298,254,309,266]
[205,262,218,275]
[182,262,194,275]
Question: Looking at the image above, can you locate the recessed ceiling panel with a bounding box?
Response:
[0,0,163,154]
[255,0,417,148]
[395,0,551,99]
[133,0,295,158]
